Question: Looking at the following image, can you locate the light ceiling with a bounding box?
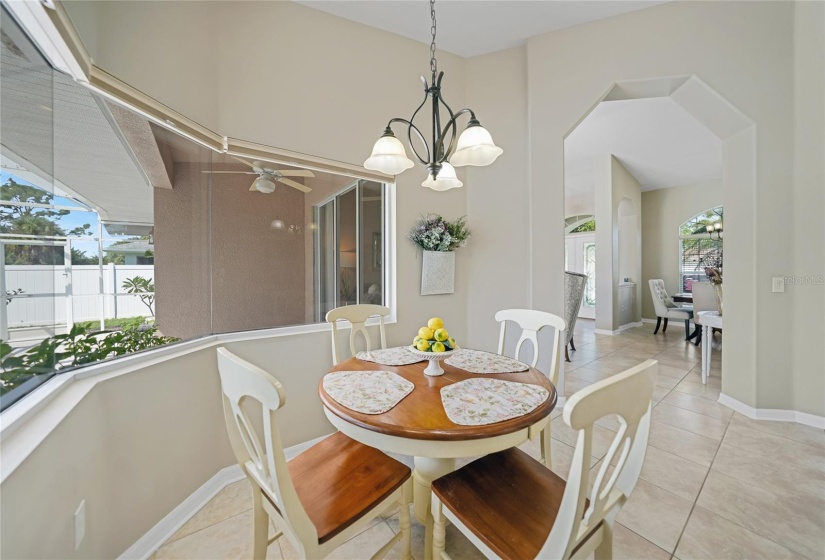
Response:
[564,97,722,195]
[294,1,668,57]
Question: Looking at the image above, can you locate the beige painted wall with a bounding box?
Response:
[463,46,532,358]
[791,0,825,417]
[594,156,642,331]
[640,179,723,320]
[522,1,816,414]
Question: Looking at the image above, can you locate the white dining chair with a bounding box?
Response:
[495,309,566,468]
[325,304,390,365]
[216,347,412,560]
[690,282,718,347]
[431,359,658,560]
[648,279,694,339]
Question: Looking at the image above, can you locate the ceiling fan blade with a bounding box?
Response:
[277,169,315,177]
[277,177,312,193]
[200,170,256,174]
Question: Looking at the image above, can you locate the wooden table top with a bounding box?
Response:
[319,354,558,442]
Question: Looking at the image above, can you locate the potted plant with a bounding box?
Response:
[408,214,471,295]
[704,266,723,315]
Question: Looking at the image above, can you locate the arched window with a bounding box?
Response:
[679,207,723,292]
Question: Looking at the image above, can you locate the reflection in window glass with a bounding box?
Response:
[313,181,386,322]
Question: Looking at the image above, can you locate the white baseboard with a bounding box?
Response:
[118,434,330,560]
[718,393,825,429]
[641,318,658,324]
[594,322,643,336]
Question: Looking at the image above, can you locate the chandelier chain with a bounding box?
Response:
[429,0,437,77]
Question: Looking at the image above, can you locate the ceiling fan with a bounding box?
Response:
[203,160,314,193]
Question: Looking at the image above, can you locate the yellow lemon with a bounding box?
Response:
[432,341,446,353]
[413,336,422,346]
[434,328,449,342]
[448,337,457,348]
[418,327,434,340]
[416,339,431,352]
[428,317,444,330]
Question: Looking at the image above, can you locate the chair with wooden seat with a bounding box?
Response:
[216,347,412,560]
[326,304,390,365]
[431,359,657,560]
[495,309,566,469]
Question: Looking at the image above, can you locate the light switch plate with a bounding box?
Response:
[772,277,785,293]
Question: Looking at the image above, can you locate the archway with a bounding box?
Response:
[561,75,755,409]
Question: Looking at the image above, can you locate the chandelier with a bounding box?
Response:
[363,0,502,191]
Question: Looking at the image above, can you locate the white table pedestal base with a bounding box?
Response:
[413,456,456,560]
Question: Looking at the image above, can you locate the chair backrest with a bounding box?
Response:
[691,282,717,324]
[495,309,566,382]
[564,272,588,345]
[648,279,676,317]
[216,348,317,554]
[325,304,390,365]
[540,359,658,559]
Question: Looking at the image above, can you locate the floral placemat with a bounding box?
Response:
[444,349,529,374]
[356,346,425,366]
[441,378,549,426]
[323,370,414,414]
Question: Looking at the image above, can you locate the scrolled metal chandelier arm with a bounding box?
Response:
[363,0,502,189]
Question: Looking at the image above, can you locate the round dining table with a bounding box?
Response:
[319,353,558,560]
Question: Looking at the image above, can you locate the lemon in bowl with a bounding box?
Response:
[418,326,434,340]
[433,328,449,342]
[428,317,444,330]
[416,339,431,352]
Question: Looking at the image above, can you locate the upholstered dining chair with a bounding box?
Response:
[431,359,658,560]
[326,304,390,365]
[648,279,694,339]
[564,272,588,362]
[690,282,718,347]
[216,348,412,560]
[495,309,566,468]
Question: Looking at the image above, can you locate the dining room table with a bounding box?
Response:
[318,351,558,560]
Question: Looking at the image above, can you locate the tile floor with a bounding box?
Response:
[152,321,825,560]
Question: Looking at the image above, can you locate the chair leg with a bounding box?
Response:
[252,491,268,560]
[693,327,702,346]
[684,319,691,340]
[653,317,662,334]
[399,483,412,560]
[662,318,669,333]
[432,497,447,560]
[565,344,571,362]
[540,426,553,468]
[594,520,614,560]
[570,336,576,351]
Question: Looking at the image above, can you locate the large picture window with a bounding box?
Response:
[679,207,723,292]
[0,9,391,410]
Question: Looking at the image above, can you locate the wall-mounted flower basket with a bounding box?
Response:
[409,214,470,296]
[421,250,455,295]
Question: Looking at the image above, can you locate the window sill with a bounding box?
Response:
[0,315,397,465]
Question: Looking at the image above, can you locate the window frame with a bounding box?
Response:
[678,207,723,293]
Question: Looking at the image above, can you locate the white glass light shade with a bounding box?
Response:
[254,176,277,193]
[449,125,503,167]
[364,135,414,175]
[421,162,463,191]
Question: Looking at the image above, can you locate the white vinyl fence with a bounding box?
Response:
[4,264,155,328]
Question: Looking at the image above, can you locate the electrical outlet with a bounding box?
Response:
[772,277,785,293]
[74,500,86,550]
